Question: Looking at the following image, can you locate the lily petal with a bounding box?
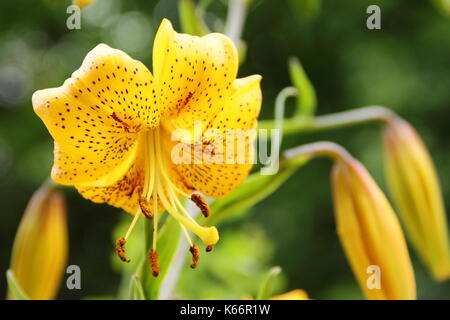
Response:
[32,44,160,186]
[153,19,239,141]
[173,75,262,198]
[75,139,145,214]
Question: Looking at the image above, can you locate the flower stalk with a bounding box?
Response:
[259,105,396,137]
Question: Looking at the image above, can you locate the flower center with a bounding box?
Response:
[116,127,219,276]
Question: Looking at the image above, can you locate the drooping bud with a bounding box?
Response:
[331,157,416,300]
[383,117,450,281]
[9,182,68,300]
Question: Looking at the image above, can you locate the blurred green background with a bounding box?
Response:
[1,0,450,299]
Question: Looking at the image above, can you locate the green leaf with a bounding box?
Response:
[129,273,146,300]
[256,266,282,300]
[288,57,317,117]
[142,216,182,300]
[179,0,210,36]
[208,156,308,225]
[289,0,321,20]
[6,269,30,300]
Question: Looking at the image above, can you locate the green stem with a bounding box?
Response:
[259,105,396,137]
[272,86,297,158]
[283,141,353,163]
[224,0,248,44]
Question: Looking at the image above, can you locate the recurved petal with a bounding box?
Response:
[32,44,160,186]
[75,140,145,214]
[76,133,194,215]
[203,75,262,141]
[169,76,261,198]
[153,19,239,140]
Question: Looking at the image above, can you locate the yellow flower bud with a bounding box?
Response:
[270,289,310,300]
[331,157,416,300]
[73,0,93,9]
[383,118,450,281]
[9,182,68,300]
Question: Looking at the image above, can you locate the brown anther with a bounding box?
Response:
[206,245,214,252]
[115,237,130,263]
[139,197,153,219]
[191,193,210,218]
[148,249,159,277]
[189,244,200,269]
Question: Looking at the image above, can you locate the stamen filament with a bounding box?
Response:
[157,182,218,246]
[181,225,194,247]
[154,128,190,197]
[124,208,141,240]
[168,186,198,224]
[152,178,159,251]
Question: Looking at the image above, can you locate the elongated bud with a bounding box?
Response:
[383,118,450,281]
[331,157,416,300]
[9,182,68,300]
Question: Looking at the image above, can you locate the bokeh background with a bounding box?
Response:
[1,0,450,299]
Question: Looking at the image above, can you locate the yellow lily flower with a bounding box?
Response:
[9,182,68,300]
[383,118,450,281]
[331,156,416,300]
[32,19,262,275]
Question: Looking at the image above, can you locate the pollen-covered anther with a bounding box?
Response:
[115,237,130,263]
[139,197,153,219]
[206,245,214,252]
[189,244,200,269]
[149,249,160,277]
[191,193,210,218]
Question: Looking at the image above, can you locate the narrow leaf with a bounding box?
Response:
[256,266,282,300]
[288,57,317,117]
[6,270,30,300]
[208,156,308,225]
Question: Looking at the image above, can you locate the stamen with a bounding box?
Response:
[189,244,200,269]
[139,196,153,219]
[169,187,198,224]
[206,245,214,252]
[158,183,219,246]
[124,208,141,240]
[115,237,130,263]
[191,193,210,218]
[152,189,159,251]
[180,224,194,247]
[148,249,159,277]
